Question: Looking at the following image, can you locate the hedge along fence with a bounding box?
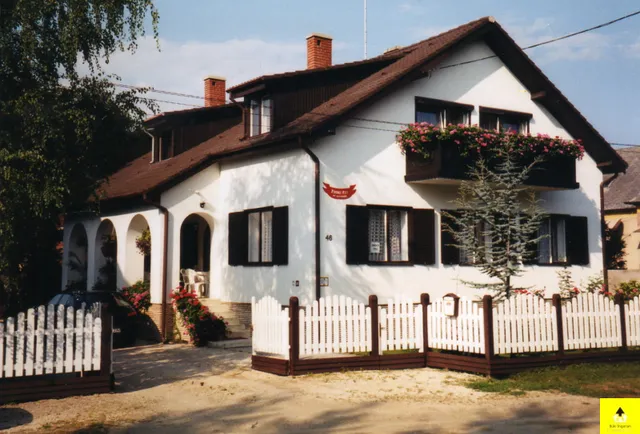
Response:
[252,292,640,376]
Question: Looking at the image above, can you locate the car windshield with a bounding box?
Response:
[49,293,75,307]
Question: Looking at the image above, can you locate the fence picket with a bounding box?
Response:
[15,312,25,377]
[0,322,4,379]
[84,312,93,371]
[65,307,75,372]
[45,305,55,374]
[5,317,15,378]
[55,305,64,373]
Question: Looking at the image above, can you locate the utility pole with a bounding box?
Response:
[364,0,368,59]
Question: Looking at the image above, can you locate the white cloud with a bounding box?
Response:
[399,1,425,14]
[87,36,309,112]
[623,37,640,58]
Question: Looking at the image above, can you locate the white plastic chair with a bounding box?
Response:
[180,268,208,297]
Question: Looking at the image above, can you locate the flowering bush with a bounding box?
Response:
[171,286,228,346]
[121,280,151,314]
[397,123,585,161]
[135,228,151,256]
[512,288,546,298]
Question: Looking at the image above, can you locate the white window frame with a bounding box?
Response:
[247,209,273,264]
[249,96,272,136]
[367,208,409,263]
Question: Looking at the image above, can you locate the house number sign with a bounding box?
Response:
[323,182,357,200]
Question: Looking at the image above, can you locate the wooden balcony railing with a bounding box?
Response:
[405,141,578,190]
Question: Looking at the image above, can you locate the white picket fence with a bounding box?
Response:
[380,298,423,353]
[299,296,372,356]
[428,297,484,354]
[251,296,289,359]
[625,297,640,347]
[493,295,558,354]
[562,293,622,350]
[0,305,102,379]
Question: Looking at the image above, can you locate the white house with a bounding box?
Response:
[61,17,627,340]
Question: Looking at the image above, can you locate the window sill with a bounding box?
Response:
[353,262,415,267]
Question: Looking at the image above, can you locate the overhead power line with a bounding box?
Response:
[115,9,640,105]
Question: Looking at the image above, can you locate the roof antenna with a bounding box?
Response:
[364,0,368,59]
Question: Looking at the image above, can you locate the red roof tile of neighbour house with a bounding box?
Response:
[99,16,626,203]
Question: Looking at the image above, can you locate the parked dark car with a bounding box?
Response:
[48,291,138,348]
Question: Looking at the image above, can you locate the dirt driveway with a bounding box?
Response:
[0,344,599,433]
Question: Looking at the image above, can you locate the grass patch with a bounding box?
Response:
[463,362,640,398]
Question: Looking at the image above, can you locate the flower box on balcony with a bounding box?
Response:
[399,124,583,190]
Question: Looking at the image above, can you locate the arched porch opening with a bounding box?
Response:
[179,214,212,296]
[93,219,117,290]
[126,214,151,286]
[67,223,88,291]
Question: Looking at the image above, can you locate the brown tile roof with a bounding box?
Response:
[605,147,640,211]
[101,15,624,202]
[250,17,493,143]
[99,121,245,199]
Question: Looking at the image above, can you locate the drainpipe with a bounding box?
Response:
[230,96,247,140]
[144,129,156,163]
[300,136,322,301]
[143,193,170,342]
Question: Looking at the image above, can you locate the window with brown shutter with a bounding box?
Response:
[228,206,288,266]
[528,214,589,266]
[440,210,460,265]
[346,205,435,266]
[566,216,589,265]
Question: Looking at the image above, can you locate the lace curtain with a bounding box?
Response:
[368,209,386,262]
[261,211,273,262]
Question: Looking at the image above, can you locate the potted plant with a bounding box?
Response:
[136,228,151,256]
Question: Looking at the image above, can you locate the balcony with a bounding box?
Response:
[404,141,579,190]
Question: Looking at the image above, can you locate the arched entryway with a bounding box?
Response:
[67,223,88,291]
[94,219,117,290]
[126,214,151,286]
[180,214,212,295]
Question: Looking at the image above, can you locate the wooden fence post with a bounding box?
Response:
[369,295,379,357]
[615,293,628,351]
[289,297,300,375]
[99,304,114,389]
[420,293,429,367]
[482,295,494,363]
[552,294,564,357]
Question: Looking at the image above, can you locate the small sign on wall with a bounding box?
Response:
[443,293,460,317]
[370,242,381,254]
[320,277,329,287]
[323,182,356,200]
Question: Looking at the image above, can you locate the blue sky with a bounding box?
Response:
[105,0,640,144]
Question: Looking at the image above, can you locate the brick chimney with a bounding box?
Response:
[204,76,226,107]
[306,33,332,69]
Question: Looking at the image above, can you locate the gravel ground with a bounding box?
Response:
[0,344,600,433]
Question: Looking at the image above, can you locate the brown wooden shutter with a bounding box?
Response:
[410,209,435,265]
[228,211,247,266]
[440,210,460,265]
[567,216,589,265]
[346,205,369,264]
[272,206,289,265]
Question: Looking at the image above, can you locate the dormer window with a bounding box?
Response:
[415,97,472,127]
[249,96,272,136]
[479,107,531,134]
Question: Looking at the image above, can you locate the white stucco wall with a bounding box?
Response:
[62,40,605,307]
[311,40,604,303]
[61,208,165,303]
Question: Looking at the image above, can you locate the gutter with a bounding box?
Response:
[300,136,322,301]
[230,96,247,140]
[142,193,170,342]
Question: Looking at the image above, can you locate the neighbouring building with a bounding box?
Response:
[604,147,640,286]
[61,17,627,340]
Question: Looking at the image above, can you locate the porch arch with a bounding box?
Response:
[66,223,88,291]
[179,213,213,294]
[125,214,151,286]
[93,219,117,290]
